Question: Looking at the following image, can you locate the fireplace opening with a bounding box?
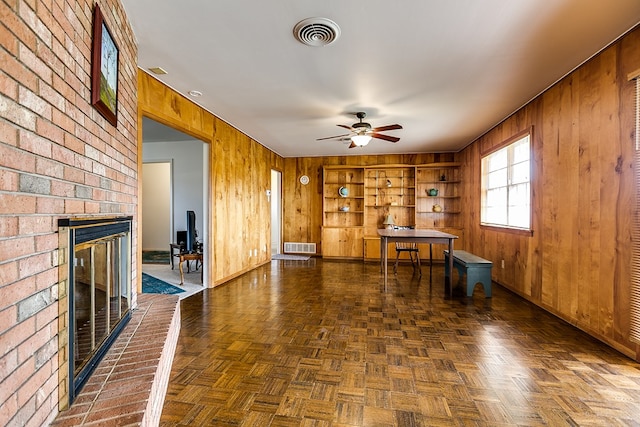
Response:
[59,216,133,404]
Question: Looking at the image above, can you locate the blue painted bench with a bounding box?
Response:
[444,250,493,297]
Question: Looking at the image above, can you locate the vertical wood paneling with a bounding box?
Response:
[576,59,599,329]
[282,157,324,252]
[138,71,283,286]
[459,26,640,361]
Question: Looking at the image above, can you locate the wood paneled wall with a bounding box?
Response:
[282,154,456,254]
[458,26,640,360]
[137,71,283,286]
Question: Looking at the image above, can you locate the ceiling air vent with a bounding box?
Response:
[293,17,341,47]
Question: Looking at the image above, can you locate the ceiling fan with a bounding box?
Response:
[317,112,402,148]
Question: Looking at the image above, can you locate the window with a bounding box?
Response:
[481,131,531,230]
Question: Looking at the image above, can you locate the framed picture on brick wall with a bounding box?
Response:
[91,5,118,126]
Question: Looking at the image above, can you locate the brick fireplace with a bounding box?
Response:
[57,216,134,406]
[54,216,180,426]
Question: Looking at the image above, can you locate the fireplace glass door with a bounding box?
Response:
[73,233,130,375]
[65,217,132,401]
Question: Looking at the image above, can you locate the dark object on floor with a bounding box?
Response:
[141,273,183,294]
[142,251,170,264]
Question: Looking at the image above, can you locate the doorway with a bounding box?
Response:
[142,162,172,252]
[270,169,282,255]
[141,117,209,289]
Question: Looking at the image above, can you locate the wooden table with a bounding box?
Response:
[378,229,458,297]
[177,252,203,285]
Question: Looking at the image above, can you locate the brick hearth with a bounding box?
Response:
[51,294,180,426]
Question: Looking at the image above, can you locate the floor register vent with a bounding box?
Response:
[284,242,317,254]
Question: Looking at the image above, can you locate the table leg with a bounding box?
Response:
[179,258,185,285]
[429,243,433,276]
[448,239,454,298]
[380,237,384,273]
[383,237,388,288]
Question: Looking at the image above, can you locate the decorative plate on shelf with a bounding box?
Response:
[338,186,349,197]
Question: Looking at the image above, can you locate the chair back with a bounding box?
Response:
[395,241,418,250]
[393,225,417,250]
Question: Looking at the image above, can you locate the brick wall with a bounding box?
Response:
[0,1,138,425]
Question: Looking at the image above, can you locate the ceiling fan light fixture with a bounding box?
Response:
[351,134,372,146]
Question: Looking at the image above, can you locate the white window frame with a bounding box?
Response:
[480,129,532,232]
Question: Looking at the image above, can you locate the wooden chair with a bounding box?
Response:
[392,225,424,275]
[393,241,421,275]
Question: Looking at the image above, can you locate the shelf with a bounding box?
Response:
[324,163,461,259]
[417,211,460,214]
[325,196,365,199]
[365,186,416,190]
[416,180,461,184]
[369,195,414,198]
[366,205,415,208]
[416,162,461,168]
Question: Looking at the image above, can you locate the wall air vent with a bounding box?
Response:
[284,242,317,254]
[293,17,341,47]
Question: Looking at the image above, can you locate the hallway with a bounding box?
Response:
[160,259,640,426]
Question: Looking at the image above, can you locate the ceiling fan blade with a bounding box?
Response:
[337,124,354,131]
[348,141,357,149]
[316,133,351,141]
[371,124,402,132]
[371,133,400,143]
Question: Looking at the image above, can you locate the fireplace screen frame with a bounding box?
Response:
[59,216,133,404]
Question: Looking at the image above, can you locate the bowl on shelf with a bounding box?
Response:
[339,206,350,212]
[338,186,349,197]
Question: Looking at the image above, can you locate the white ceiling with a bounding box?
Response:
[122,1,640,158]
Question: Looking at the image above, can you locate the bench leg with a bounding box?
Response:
[466,269,492,297]
[454,265,465,286]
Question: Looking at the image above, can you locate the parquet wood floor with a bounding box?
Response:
[160,259,640,426]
